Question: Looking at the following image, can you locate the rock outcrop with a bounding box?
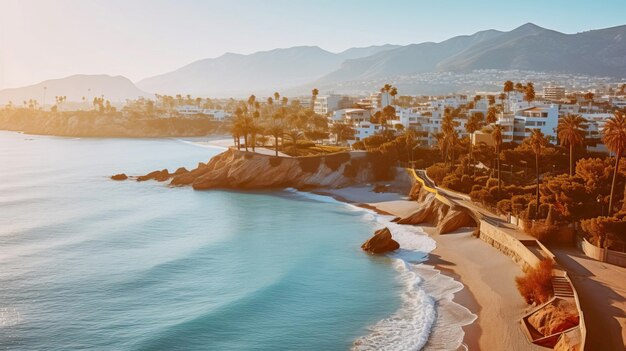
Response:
[111,173,128,181]
[167,149,375,190]
[361,228,400,254]
[528,299,580,337]
[399,182,478,234]
[137,169,170,182]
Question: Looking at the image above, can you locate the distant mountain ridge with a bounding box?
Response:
[0,75,150,105]
[313,23,626,87]
[4,23,626,101]
[135,44,400,97]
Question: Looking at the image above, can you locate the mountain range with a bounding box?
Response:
[2,23,626,102]
[0,75,149,105]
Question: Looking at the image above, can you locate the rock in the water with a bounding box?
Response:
[137,169,170,182]
[174,167,189,175]
[111,173,128,181]
[361,227,400,254]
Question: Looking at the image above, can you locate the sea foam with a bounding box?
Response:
[289,189,476,351]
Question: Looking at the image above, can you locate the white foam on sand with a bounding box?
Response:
[285,188,477,351]
[288,189,477,351]
[353,215,478,351]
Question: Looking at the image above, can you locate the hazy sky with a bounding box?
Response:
[1,0,625,89]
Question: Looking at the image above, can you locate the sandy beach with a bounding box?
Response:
[322,186,542,351]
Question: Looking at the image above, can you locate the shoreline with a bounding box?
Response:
[318,186,542,351]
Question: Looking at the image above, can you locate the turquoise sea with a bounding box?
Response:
[0,131,452,350]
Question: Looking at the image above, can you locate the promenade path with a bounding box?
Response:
[415,170,626,350]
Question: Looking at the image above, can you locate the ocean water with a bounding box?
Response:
[0,131,468,351]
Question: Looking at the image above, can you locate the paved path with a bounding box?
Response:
[415,169,626,350]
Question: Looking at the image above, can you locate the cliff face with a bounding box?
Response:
[398,182,478,234]
[169,149,378,190]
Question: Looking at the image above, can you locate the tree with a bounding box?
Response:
[503,81,514,112]
[524,82,535,107]
[311,88,319,111]
[390,86,398,105]
[465,113,484,175]
[486,107,497,124]
[274,92,280,103]
[499,92,507,111]
[557,114,588,176]
[441,112,458,166]
[491,125,503,195]
[331,123,355,146]
[529,129,549,218]
[381,105,396,132]
[603,111,626,216]
[266,120,285,156]
[584,92,594,113]
[515,82,525,93]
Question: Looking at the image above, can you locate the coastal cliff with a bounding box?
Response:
[170,149,379,189]
[0,110,225,137]
[126,148,388,190]
[398,182,478,234]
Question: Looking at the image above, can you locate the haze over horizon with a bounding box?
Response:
[2,0,626,89]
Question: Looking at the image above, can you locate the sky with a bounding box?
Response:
[1,0,625,89]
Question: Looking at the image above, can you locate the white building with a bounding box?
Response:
[202,109,231,121]
[511,105,559,142]
[175,105,203,115]
[544,86,566,101]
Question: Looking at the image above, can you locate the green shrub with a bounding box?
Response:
[324,152,350,171]
[475,176,489,186]
[426,164,447,183]
[352,141,365,150]
[515,259,554,305]
[497,199,512,214]
[486,178,499,188]
[368,151,395,181]
[343,158,362,178]
[298,156,321,173]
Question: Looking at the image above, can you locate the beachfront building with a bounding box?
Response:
[511,105,559,142]
[202,109,231,121]
[314,94,354,115]
[175,105,203,115]
[544,86,566,101]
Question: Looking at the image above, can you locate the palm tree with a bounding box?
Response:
[524,82,535,107]
[433,132,446,164]
[390,87,398,105]
[491,125,503,195]
[529,129,548,219]
[584,92,594,113]
[331,123,355,146]
[557,114,588,176]
[603,111,626,216]
[266,121,285,156]
[465,113,484,175]
[503,81,514,113]
[499,92,506,111]
[311,88,319,111]
[486,107,497,124]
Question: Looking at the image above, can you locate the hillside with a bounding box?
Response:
[136,45,400,97]
[0,75,150,105]
[315,23,626,87]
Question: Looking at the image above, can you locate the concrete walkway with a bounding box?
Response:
[550,247,626,350]
[415,169,626,350]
